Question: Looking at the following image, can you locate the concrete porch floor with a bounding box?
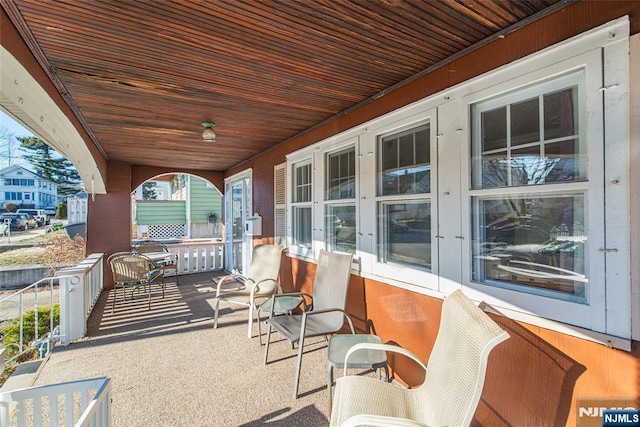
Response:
[31,271,350,426]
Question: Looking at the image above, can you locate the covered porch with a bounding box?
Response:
[31,272,346,426]
[1,1,640,426]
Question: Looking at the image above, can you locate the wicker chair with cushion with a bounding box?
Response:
[107,252,164,312]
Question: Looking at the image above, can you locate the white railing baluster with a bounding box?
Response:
[162,241,224,276]
[205,245,211,270]
[16,399,25,427]
[50,393,58,425]
[69,389,79,425]
[33,396,43,426]
[0,377,111,427]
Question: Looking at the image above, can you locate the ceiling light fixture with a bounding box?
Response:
[201,121,216,143]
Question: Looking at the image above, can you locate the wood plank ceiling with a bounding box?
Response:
[3,0,565,172]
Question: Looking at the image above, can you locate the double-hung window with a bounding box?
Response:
[470,71,588,301]
[324,145,356,254]
[291,160,313,253]
[376,123,433,271]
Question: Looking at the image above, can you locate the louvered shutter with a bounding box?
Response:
[274,163,286,245]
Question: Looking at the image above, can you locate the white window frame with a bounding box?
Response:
[454,20,629,344]
[320,138,358,256]
[290,158,314,258]
[286,147,314,260]
[468,70,590,305]
[363,113,439,289]
[283,17,631,347]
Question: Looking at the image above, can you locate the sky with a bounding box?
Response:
[0,110,34,169]
[0,110,33,137]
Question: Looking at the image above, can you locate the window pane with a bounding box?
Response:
[479,153,509,188]
[378,201,431,270]
[482,107,507,151]
[383,138,398,172]
[545,139,585,182]
[511,98,540,146]
[510,146,543,186]
[293,207,312,249]
[293,163,311,203]
[473,80,584,189]
[472,193,587,299]
[326,205,356,254]
[378,124,430,196]
[326,148,355,200]
[544,87,578,140]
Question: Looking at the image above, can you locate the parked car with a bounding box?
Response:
[390,218,410,233]
[0,213,37,231]
[16,208,50,226]
[44,207,57,217]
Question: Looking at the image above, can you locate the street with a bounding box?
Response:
[0,220,66,244]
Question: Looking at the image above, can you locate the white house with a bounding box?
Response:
[0,165,58,209]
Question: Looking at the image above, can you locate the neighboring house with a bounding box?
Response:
[0,165,58,209]
[133,174,222,240]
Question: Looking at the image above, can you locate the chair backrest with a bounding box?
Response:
[109,253,151,284]
[133,240,167,254]
[310,250,353,330]
[418,290,509,426]
[245,245,285,293]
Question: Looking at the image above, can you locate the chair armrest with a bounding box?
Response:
[247,278,279,295]
[343,343,427,377]
[215,274,243,296]
[302,308,355,334]
[341,415,427,427]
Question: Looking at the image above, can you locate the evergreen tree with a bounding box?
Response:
[18,137,82,196]
[142,182,158,200]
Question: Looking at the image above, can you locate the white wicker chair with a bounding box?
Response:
[330,290,510,427]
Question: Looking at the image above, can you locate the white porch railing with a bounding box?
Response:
[56,254,104,346]
[0,376,111,427]
[0,254,103,364]
[164,241,224,275]
[0,277,64,364]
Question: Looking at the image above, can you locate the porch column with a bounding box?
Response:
[86,161,132,289]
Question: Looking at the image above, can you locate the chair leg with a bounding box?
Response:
[111,287,117,313]
[247,304,254,338]
[263,323,272,365]
[257,309,263,345]
[293,334,305,399]
[327,364,334,415]
[213,298,220,329]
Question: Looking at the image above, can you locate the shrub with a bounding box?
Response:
[41,234,86,275]
[55,202,67,219]
[2,202,17,212]
[1,304,60,359]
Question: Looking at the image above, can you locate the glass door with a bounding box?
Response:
[225,170,252,275]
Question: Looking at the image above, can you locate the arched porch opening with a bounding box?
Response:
[131,172,224,242]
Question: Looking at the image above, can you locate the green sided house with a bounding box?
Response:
[133,174,222,240]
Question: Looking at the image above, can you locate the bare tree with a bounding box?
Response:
[0,126,26,168]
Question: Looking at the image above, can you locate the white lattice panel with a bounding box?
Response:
[149,224,186,239]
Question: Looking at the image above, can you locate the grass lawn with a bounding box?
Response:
[0,230,68,267]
